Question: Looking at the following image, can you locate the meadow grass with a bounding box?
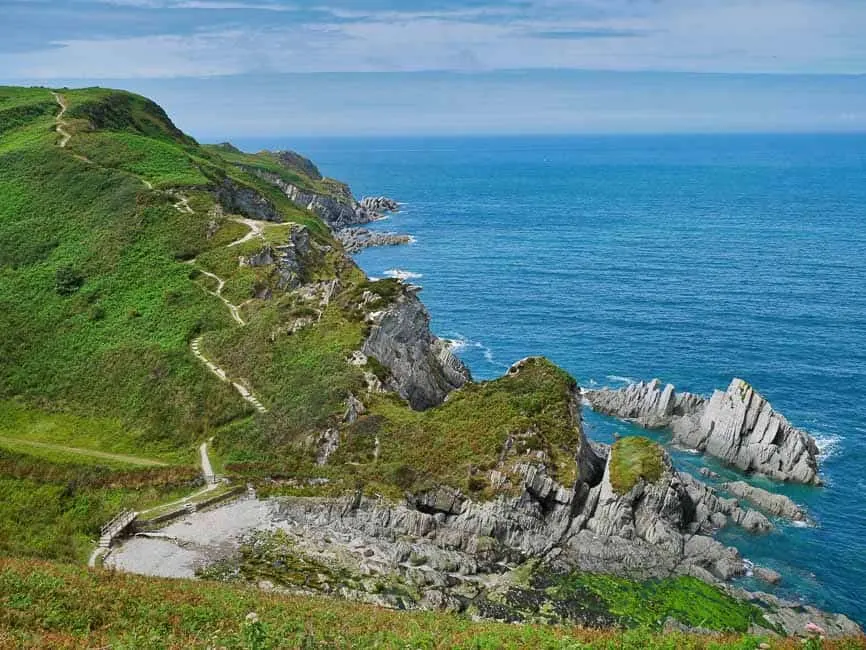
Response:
[609,436,665,494]
[5,557,860,650]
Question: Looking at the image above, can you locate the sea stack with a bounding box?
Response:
[585,378,821,485]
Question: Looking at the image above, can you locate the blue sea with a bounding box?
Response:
[236,133,866,624]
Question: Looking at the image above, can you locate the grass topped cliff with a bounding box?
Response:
[0,85,587,556]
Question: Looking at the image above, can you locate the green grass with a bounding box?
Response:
[2,557,844,649]
[0,400,183,462]
[608,437,665,494]
[336,357,581,497]
[70,132,211,188]
[549,573,767,633]
[0,448,199,562]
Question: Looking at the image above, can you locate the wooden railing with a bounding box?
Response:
[100,509,136,537]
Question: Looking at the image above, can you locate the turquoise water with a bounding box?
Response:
[237,134,866,623]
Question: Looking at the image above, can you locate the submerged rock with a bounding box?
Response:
[585,378,822,485]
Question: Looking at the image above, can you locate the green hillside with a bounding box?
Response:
[1,86,861,647]
[0,85,583,559]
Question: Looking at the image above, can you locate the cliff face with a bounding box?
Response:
[362,288,471,410]
[585,378,821,485]
[250,169,378,230]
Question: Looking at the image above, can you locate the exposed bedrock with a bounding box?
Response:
[215,178,283,223]
[336,227,412,254]
[249,169,385,230]
[240,224,312,291]
[257,428,857,636]
[584,378,821,485]
[362,289,471,410]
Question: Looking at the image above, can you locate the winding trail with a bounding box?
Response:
[51,92,72,148]
[197,269,245,326]
[191,336,267,414]
[51,91,190,208]
[228,217,265,247]
[0,436,167,467]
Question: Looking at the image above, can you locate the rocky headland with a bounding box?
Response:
[585,378,821,485]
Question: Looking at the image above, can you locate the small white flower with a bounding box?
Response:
[245,612,259,624]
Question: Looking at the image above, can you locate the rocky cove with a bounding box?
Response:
[107,148,861,638]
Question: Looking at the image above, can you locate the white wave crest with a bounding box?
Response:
[606,375,636,386]
[384,268,423,281]
[812,432,842,460]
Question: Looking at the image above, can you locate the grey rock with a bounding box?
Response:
[754,566,782,585]
[215,178,282,223]
[585,378,822,485]
[336,228,412,254]
[359,196,399,214]
[362,289,471,410]
[239,224,311,291]
[343,393,365,424]
[723,481,808,522]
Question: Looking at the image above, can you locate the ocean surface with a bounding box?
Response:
[236,133,866,624]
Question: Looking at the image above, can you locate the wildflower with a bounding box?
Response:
[245,612,259,624]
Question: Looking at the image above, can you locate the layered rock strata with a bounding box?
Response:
[218,377,857,635]
[362,288,471,410]
[585,378,821,484]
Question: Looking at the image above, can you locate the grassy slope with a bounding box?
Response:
[5,557,858,650]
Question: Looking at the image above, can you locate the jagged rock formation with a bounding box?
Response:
[585,378,821,484]
[240,224,311,291]
[723,481,807,522]
[362,289,471,410]
[359,196,399,213]
[215,178,283,223]
[249,170,379,230]
[337,227,412,253]
[221,396,858,636]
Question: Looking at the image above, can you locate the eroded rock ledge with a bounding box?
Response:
[362,288,471,410]
[585,378,821,485]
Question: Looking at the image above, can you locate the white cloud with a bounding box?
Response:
[4,0,866,78]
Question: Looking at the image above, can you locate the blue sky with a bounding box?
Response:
[3,0,866,136]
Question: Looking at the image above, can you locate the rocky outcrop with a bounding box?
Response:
[239,224,311,291]
[722,481,807,522]
[336,227,412,254]
[215,178,282,223]
[362,289,471,410]
[584,378,822,485]
[274,150,322,180]
[211,431,861,636]
[359,196,399,214]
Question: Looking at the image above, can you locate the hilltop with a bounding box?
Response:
[0,86,862,647]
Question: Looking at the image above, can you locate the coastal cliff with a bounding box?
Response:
[2,85,861,644]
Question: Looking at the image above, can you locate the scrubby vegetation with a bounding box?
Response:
[5,557,860,650]
[609,436,665,494]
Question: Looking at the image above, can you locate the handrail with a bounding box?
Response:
[100,509,135,536]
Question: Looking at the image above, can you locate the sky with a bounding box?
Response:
[3,0,866,137]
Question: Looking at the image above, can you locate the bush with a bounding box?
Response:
[54,266,84,295]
